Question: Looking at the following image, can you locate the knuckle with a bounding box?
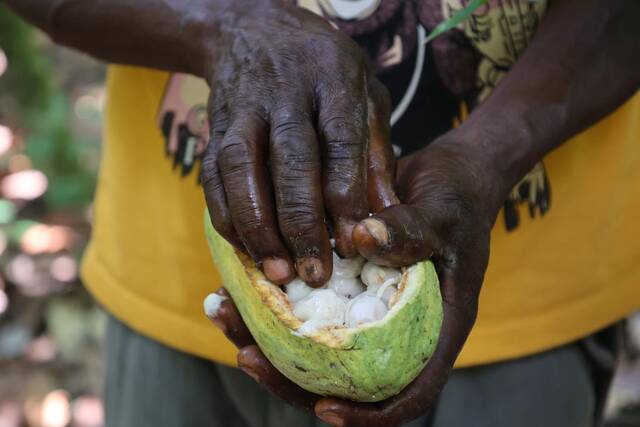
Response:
[269,108,318,177]
[325,143,364,168]
[276,190,320,222]
[273,149,317,181]
[272,120,311,142]
[271,105,313,139]
[201,155,222,192]
[324,176,366,207]
[280,210,321,244]
[201,170,219,194]
[321,116,364,146]
[217,136,256,174]
[233,204,266,232]
[281,215,317,238]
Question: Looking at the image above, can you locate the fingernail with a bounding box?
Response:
[353,221,385,257]
[362,218,389,246]
[317,412,344,427]
[263,258,293,284]
[297,257,326,287]
[239,366,260,382]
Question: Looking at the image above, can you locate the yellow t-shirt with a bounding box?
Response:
[82,1,640,368]
[82,65,640,368]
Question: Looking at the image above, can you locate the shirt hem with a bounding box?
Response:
[81,244,238,367]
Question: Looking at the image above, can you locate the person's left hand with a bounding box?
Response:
[207,124,511,426]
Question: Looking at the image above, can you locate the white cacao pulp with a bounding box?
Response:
[346,293,389,327]
[285,251,403,335]
[203,293,227,318]
[327,277,366,299]
[293,289,348,330]
[361,262,402,290]
[331,252,365,279]
[285,278,314,303]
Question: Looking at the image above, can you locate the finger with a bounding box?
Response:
[269,103,332,287]
[237,345,319,413]
[205,288,255,349]
[202,95,243,250]
[352,205,441,267]
[317,77,369,258]
[367,79,399,213]
[315,268,479,427]
[218,110,296,285]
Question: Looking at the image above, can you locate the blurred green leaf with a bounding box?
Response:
[1,6,97,208]
[0,5,52,115]
[425,0,488,44]
[25,94,97,207]
[0,200,17,224]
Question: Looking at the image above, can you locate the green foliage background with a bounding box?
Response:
[0,5,97,209]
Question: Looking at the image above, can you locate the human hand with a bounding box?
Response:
[208,126,508,426]
[313,130,504,426]
[201,1,398,288]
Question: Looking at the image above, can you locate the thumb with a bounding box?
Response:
[353,204,441,267]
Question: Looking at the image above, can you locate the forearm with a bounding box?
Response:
[461,0,639,194]
[3,0,255,77]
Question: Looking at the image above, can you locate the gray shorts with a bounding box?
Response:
[104,315,619,427]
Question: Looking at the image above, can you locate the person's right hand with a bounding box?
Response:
[201,1,398,288]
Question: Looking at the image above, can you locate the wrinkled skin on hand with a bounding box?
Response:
[208,129,506,427]
[201,2,398,288]
[203,0,640,422]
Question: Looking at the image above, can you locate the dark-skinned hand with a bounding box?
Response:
[10,0,636,425]
[207,128,507,427]
[204,0,640,424]
[201,2,398,288]
[7,0,399,286]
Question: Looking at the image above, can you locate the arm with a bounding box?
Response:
[465,0,640,195]
[4,0,400,286]
[211,1,640,426]
[328,0,640,424]
[4,0,222,77]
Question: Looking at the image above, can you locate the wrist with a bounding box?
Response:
[454,98,560,202]
[182,1,237,78]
